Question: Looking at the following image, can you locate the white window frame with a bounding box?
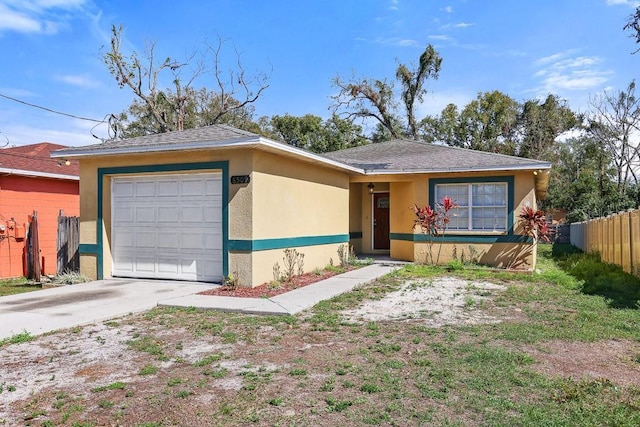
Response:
[434,182,508,232]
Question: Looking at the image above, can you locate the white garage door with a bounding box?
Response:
[111,173,223,282]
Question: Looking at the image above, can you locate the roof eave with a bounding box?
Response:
[50,136,262,158]
[361,163,552,175]
[0,167,79,181]
[51,136,365,175]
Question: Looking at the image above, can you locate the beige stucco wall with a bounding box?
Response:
[78,147,350,287]
[350,170,539,270]
[389,181,415,261]
[247,151,350,287]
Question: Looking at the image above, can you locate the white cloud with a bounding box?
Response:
[532,52,614,94]
[428,34,452,42]
[0,0,86,34]
[606,0,640,7]
[389,0,399,11]
[535,52,569,66]
[56,74,100,88]
[0,120,109,147]
[0,4,41,33]
[442,6,454,13]
[454,22,473,28]
[373,37,419,47]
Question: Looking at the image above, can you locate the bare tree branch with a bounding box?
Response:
[102,25,270,137]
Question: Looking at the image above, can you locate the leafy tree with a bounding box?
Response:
[268,114,367,153]
[331,44,442,141]
[103,25,269,137]
[517,94,579,161]
[546,136,623,222]
[424,91,520,154]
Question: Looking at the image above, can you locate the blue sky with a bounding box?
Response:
[0,0,639,147]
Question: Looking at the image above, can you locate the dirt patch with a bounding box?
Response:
[527,339,640,387]
[2,275,640,426]
[342,277,507,327]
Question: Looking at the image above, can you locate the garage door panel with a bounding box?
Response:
[134,257,155,273]
[181,178,206,196]
[135,231,156,248]
[158,233,179,248]
[135,181,157,196]
[180,232,205,250]
[113,230,133,247]
[182,206,205,222]
[158,259,180,274]
[113,181,134,197]
[158,180,179,196]
[113,206,134,222]
[112,172,223,282]
[204,232,222,249]
[134,206,156,222]
[157,206,180,222]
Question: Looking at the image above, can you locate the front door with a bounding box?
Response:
[373,192,390,250]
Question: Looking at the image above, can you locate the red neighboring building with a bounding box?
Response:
[0,143,79,278]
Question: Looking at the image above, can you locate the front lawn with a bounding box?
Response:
[0,277,39,297]
[2,244,640,426]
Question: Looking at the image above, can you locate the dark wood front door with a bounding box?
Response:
[373,192,390,250]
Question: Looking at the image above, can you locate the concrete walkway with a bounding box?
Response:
[0,279,213,341]
[0,264,397,341]
[159,264,399,315]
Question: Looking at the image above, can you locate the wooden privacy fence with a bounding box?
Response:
[56,210,79,274]
[570,209,640,275]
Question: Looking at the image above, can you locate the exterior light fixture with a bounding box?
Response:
[367,182,375,194]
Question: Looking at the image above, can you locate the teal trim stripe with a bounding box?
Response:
[349,231,363,239]
[429,175,515,235]
[96,161,229,280]
[390,232,533,244]
[229,234,349,252]
[79,243,99,254]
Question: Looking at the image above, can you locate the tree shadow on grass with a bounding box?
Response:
[549,243,640,309]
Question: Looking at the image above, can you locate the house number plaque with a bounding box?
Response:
[230,175,251,184]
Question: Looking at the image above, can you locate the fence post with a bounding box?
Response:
[56,210,80,275]
[632,209,640,276]
[621,211,631,273]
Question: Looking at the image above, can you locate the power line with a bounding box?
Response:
[0,92,105,123]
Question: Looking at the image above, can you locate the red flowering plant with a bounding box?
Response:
[518,206,550,243]
[412,196,458,264]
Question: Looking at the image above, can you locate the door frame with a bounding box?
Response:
[370,191,390,251]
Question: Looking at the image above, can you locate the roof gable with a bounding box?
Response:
[323,139,551,173]
[0,142,78,179]
[54,124,260,155]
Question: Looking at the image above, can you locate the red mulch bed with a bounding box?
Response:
[198,267,355,298]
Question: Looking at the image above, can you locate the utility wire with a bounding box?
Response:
[0,92,105,123]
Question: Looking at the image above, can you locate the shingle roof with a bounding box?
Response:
[0,142,78,178]
[53,125,550,175]
[55,124,260,155]
[323,139,550,173]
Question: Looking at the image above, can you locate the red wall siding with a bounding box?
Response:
[0,175,79,278]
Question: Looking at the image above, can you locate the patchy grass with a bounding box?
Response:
[0,277,38,297]
[3,244,640,426]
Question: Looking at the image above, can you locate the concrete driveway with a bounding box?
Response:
[0,279,215,341]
